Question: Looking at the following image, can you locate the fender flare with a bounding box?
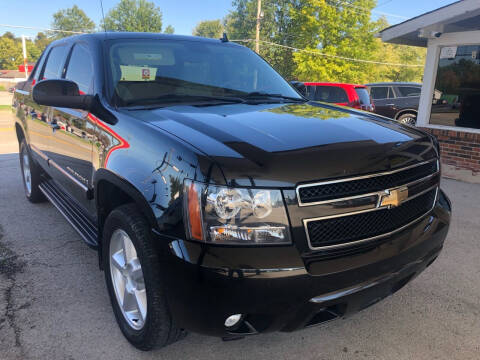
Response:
[93,168,157,228]
[93,169,159,268]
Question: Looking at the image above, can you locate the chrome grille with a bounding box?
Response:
[298,159,440,251]
[305,188,437,249]
[297,159,438,206]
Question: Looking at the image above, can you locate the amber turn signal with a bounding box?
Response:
[188,183,203,240]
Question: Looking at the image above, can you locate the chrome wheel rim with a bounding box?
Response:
[22,150,32,195]
[109,229,147,330]
[400,116,416,125]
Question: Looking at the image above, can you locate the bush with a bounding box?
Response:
[0,84,6,91]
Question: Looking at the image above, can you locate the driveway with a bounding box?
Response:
[0,91,13,106]
[0,113,479,359]
[0,110,18,154]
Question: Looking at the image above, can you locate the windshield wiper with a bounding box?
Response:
[122,94,246,108]
[243,92,306,102]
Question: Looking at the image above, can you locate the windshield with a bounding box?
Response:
[107,39,302,107]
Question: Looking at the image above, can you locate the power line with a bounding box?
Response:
[232,39,424,67]
[0,24,89,34]
[1,25,421,67]
[376,0,395,8]
[333,1,408,19]
[267,1,407,22]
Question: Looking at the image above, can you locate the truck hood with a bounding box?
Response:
[126,102,437,187]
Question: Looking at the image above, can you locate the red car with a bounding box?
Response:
[300,82,375,112]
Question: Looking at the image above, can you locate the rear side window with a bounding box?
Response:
[27,51,45,82]
[314,86,349,103]
[396,86,421,97]
[370,86,393,100]
[65,44,94,95]
[42,46,67,79]
[354,88,371,105]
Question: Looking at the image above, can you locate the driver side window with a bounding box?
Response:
[65,44,94,95]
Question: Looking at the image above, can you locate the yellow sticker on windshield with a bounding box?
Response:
[119,65,157,81]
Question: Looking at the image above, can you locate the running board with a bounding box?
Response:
[39,180,98,248]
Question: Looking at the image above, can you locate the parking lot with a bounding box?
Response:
[1,108,480,359]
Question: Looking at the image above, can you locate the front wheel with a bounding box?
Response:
[19,139,46,203]
[103,204,186,350]
[397,113,417,125]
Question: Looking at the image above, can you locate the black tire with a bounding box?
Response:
[19,139,46,203]
[397,113,417,125]
[102,204,186,350]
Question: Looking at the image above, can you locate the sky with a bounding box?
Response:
[0,0,459,39]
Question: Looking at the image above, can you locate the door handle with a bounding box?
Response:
[386,103,395,106]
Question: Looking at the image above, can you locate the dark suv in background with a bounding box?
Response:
[13,33,450,350]
[366,82,422,125]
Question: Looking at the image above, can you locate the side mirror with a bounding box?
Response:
[33,79,94,110]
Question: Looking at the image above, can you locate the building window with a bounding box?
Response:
[430,44,480,129]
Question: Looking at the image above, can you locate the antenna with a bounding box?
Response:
[99,0,107,32]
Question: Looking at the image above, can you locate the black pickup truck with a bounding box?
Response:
[13,33,451,350]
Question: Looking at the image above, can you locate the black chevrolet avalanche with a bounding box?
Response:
[12,33,451,350]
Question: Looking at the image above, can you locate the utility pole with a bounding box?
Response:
[255,0,262,54]
[21,35,28,79]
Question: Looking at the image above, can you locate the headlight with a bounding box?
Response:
[183,180,291,245]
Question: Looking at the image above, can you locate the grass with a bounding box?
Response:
[0,105,12,110]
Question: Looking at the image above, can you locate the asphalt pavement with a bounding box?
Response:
[1,108,480,359]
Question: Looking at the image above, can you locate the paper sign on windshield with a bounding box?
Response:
[119,65,157,81]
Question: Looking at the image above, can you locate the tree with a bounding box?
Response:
[2,32,16,40]
[223,1,424,83]
[224,0,303,80]
[369,18,425,82]
[50,5,95,39]
[290,0,380,84]
[0,37,21,69]
[26,41,41,63]
[103,0,172,33]
[369,40,426,82]
[35,32,53,53]
[164,25,175,34]
[0,37,41,69]
[193,20,223,38]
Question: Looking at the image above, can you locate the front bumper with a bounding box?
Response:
[158,189,451,337]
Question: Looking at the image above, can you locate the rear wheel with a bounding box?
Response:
[19,140,46,203]
[103,204,186,350]
[397,113,417,125]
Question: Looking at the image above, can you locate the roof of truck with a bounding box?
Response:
[50,32,237,45]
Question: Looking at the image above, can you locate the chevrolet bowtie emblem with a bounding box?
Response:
[380,186,409,208]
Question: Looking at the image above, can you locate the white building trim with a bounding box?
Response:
[380,0,480,47]
[417,30,480,134]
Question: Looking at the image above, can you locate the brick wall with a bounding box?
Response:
[421,128,480,175]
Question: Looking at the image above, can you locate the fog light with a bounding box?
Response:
[210,225,287,244]
[224,314,242,328]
